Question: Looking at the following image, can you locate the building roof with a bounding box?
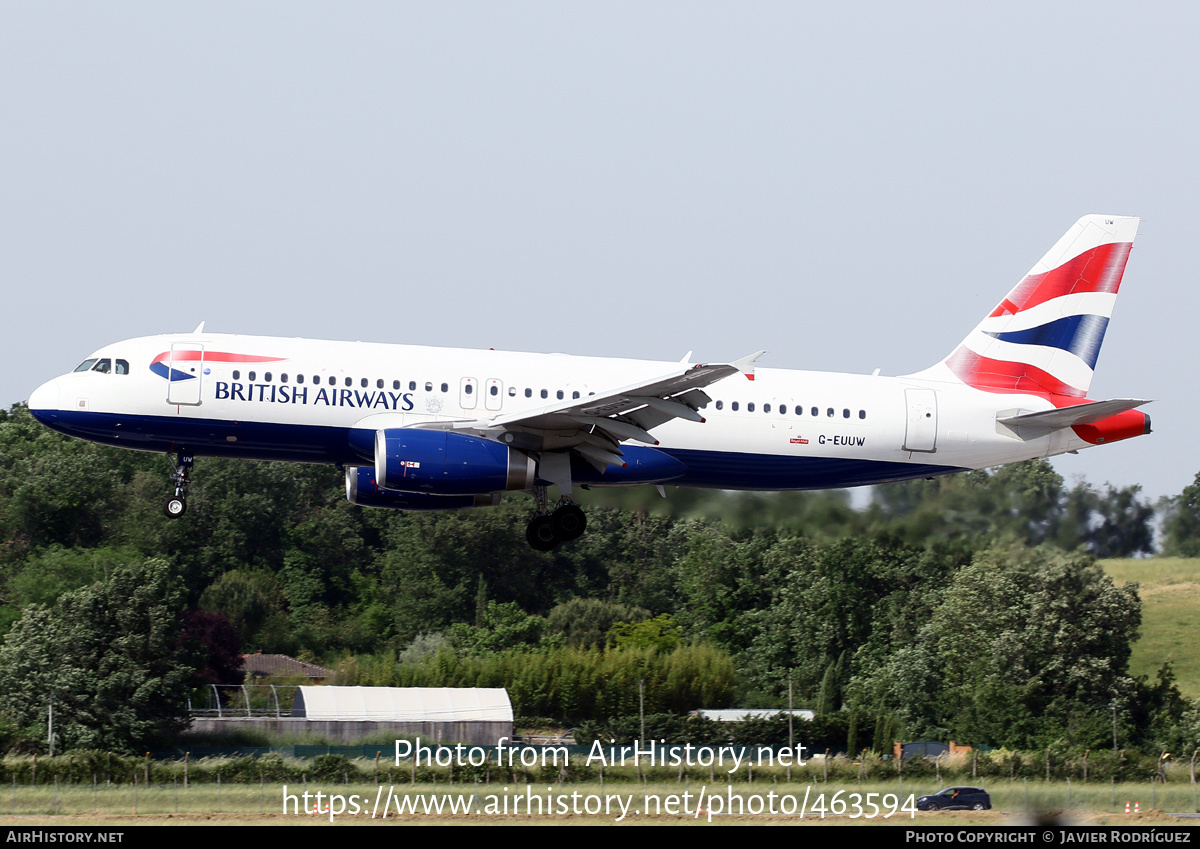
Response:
[292,686,513,722]
[241,653,333,680]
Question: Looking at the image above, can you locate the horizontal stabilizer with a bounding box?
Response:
[997,398,1151,429]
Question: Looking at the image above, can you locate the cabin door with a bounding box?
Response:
[903,388,938,452]
[165,343,205,406]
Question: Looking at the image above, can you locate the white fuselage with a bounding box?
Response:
[28,331,1092,491]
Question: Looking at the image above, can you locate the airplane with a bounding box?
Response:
[27,215,1151,550]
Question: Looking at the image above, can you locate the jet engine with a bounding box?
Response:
[374,429,536,495]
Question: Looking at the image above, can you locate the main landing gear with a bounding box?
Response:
[525,486,587,551]
[164,451,194,518]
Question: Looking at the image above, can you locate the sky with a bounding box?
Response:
[1,2,1196,502]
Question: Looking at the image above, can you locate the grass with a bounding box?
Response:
[0,779,1195,823]
[1098,556,1200,698]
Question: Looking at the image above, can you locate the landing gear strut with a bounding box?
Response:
[164,451,194,518]
[525,487,588,551]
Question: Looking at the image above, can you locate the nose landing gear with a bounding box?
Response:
[164,451,194,518]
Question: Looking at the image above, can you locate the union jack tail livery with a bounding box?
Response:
[930,215,1139,399]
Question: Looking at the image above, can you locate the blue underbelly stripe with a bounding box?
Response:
[31,409,967,489]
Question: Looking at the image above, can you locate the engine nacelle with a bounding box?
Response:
[346,467,501,510]
[375,428,536,495]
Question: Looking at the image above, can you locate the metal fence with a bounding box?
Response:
[188,684,301,719]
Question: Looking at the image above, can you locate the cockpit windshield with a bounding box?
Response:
[71,357,128,375]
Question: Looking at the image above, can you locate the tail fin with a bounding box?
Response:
[917,215,1139,398]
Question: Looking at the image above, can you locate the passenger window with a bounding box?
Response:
[556,390,564,400]
[329,376,336,386]
[508,387,516,396]
[572,391,580,399]
[297,375,304,384]
[859,410,866,419]
[731,402,739,411]
[540,389,548,399]
[425,382,433,391]
[491,385,499,396]
[265,372,272,382]
[525,388,532,398]
[249,371,257,381]
[74,359,98,372]
[779,405,787,415]
[115,359,129,375]
[377,379,384,389]
[440,383,448,393]
[392,380,399,390]
[763,403,771,413]
[716,400,724,410]
[360,378,368,388]
[281,374,288,383]
[747,402,755,412]
[409,381,416,391]
[827,408,834,417]
[92,359,111,374]
[232,370,241,380]
[811,407,818,416]
[465,384,473,395]
[344,377,352,387]
[843,408,850,418]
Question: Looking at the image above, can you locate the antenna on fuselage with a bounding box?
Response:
[192,321,206,334]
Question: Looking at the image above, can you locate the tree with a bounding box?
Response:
[180,610,244,688]
[1161,472,1200,557]
[607,614,684,651]
[546,598,651,648]
[880,543,1141,748]
[446,601,546,654]
[0,559,195,752]
[1089,484,1154,558]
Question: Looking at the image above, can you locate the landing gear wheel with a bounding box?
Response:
[551,504,587,541]
[164,450,194,520]
[526,515,558,551]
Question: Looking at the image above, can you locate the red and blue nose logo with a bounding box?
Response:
[149,351,285,382]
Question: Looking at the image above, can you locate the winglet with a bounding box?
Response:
[732,350,767,381]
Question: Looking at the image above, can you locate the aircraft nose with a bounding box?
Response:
[27,379,60,422]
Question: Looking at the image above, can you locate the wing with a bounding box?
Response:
[411,352,764,472]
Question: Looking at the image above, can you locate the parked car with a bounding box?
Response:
[915,786,991,811]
